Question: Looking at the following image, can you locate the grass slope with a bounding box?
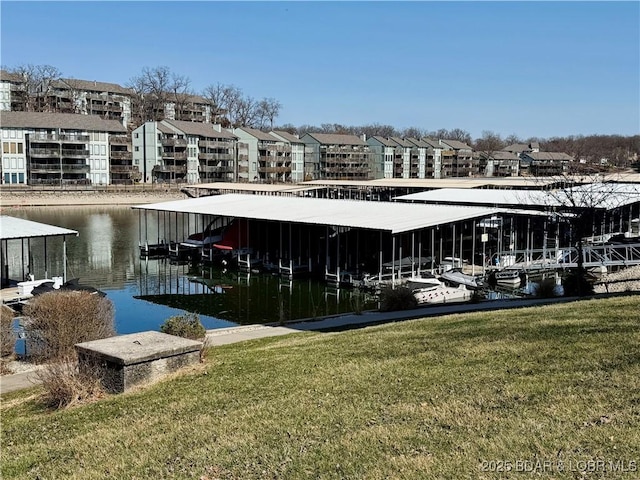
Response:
[1,295,639,479]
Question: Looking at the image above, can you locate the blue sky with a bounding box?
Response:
[1,1,638,139]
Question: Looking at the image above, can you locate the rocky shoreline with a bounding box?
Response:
[593,265,640,294]
[0,189,187,208]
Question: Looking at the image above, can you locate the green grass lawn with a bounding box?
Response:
[2,295,639,479]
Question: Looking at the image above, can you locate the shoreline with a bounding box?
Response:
[0,190,187,208]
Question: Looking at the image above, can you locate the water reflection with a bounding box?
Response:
[3,206,376,333]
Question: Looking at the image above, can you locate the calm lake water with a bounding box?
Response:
[4,206,377,334]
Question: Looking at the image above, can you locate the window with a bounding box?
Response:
[10,143,16,154]
[100,145,106,155]
[9,130,16,138]
[18,173,24,183]
[134,133,139,139]
[2,142,8,153]
[11,173,17,183]
[18,158,24,168]
[17,143,23,154]
[134,146,139,152]
[3,173,9,183]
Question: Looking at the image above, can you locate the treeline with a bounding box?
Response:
[4,64,639,167]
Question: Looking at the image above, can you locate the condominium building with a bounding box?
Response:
[233,127,293,183]
[301,133,374,180]
[0,111,129,185]
[0,70,23,112]
[132,120,238,184]
[367,136,399,179]
[438,139,478,177]
[521,152,573,176]
[270,130,306,182]
[478,151,520,177]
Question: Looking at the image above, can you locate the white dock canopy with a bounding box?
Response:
[0,216,78,240]
[134,193,502,234]
[396,184,640,210]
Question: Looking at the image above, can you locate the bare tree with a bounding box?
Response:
[169,73,193,121]
[530,172,639,295]
[256,97,282,130]
[8,64,62,112]
[127,66,177,123]
[401,126,426,139]
[474,131,504,156]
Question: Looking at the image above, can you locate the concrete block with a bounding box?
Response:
[75,331,203,393]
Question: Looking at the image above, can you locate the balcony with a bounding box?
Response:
[162,151,187,161]
[258,166,292,174]
[161,137,187,147]
[62,163,90,173]
[110,165,139,173]
[109,136,129,145]
[153,164,187,174]
[59,134,90,143]
[61,149,90,158]
[30,147,60,157]
[110,151,132,160]
[199,140,232,149]
[30,133,59,142]
[198,152,233,161]
[200,165,234,174]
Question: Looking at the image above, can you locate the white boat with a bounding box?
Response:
[494,269,523,286]
[439,269,484,289]
[409,277,473,306]
[181,220,225,248]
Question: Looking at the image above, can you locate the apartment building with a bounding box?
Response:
[521,152,573,176]
[0,70,23,112]
[479,151,520,177]
[301,133,374,180]
[438,139,478,177]
[132,120,237,184]
[0,111,129,185]
[233,127,292,183]
[270,130,306,182]
[367,136,398,179]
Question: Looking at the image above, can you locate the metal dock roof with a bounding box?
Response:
[133,193,504,234]
[0,215,78,240]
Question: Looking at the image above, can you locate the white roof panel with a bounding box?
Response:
[0,215,78,240]
[133,194,503,234]
[397,184,640,210]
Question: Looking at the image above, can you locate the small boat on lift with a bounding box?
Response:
[439,269,484,290]
[493,269,524,286]
[408,276,473,306]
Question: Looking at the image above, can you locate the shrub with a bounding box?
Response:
[37,356,104,409]
[160,313,206,340]
[535,278,558,298]
[1,305,16,358]
[23,290,115,362]
[379,286,418,312]
[563,271,595,297]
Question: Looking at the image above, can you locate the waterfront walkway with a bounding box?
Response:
[0,295,608,395]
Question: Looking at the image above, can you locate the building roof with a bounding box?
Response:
[440,139,472,150]
[389,137,414,148]
[369,136,397,147]
[523,152,574,162]
[481,151,520,161]
[0,111,126,133]
[0,215,78,241]
[271,130,303,144]
[422,138,442,149]
[133,193,502,234]
[302,133,367,146]
[59,78,132,96]
[405,137,430,148]
[0,69,24,83]
[235,127,279,142]
[163,119,237,139]
[503,143,531,153]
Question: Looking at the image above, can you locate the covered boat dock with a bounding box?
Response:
[133,194,548,286]
[1,215,78,304]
